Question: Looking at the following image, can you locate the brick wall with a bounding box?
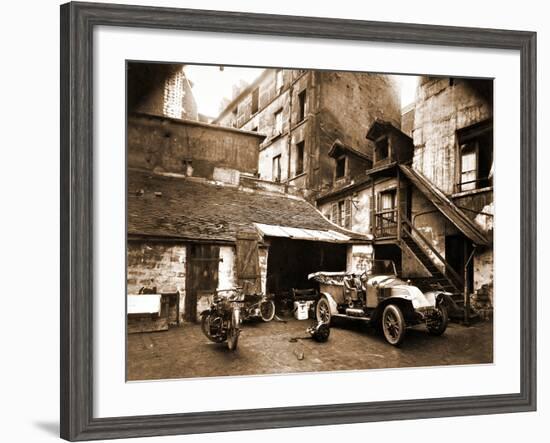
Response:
[127,242,186,321]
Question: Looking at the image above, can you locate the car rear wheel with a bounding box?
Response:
[316,298,331,325]
[382,304,406,346]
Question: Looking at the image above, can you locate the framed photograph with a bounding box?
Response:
[60,1,537,441]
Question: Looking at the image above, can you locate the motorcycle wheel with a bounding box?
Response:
[227,309,241,351]
[259,300,276,322]
[201,312,225,343]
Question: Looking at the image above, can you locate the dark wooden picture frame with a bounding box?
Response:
[60,2,537,440]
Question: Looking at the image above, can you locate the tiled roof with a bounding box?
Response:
[128,170,369,243]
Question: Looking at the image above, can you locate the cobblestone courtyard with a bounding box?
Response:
[127,317,493,381]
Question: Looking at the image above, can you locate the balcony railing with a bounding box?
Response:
[374,209,398,238]
[455,176,493,193]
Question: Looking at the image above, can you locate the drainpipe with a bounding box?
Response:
[463,244,476,326]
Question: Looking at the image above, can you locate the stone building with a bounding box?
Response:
[127,62,199,120]
[316,77,494,318]
[213,69,401,200]
[127,112,370,325]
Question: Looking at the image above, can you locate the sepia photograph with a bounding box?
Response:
[126,62,494,381]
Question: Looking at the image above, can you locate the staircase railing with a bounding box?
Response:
[401,216,464,291]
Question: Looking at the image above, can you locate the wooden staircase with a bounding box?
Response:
[399,217,470,319]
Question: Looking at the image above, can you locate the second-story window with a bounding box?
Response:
[251,87,259,115]
[456,120,493,192]
[231,107,238,128]
[375,137,389,162]
[335,155,346,179]
[331,198,352,229]
[297,89,307,122]
[295,141,305,175]
[274,108,283,135]
[276,70,284,92]
[272,154,281,182]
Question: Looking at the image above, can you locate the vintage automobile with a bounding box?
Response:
[309,260,451,345]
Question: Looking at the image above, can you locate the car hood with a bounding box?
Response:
[368,275,435,309]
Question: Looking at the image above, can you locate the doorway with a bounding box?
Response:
[185,244,219,322]
[445,234,473,293]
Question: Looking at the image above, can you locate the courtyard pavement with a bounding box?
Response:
[127,316,493,381]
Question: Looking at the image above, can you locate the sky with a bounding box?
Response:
[184,64,419,118]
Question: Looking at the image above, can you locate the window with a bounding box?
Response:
[339,201,346,226]
[457,120,493,192]
[335,155,346,179]
[251,87,259,115]
[376,190,397,236]
[379,190,396,212]
[375,137,389,162]
[295,141,305,175]
[272,155,281,182]
[276,70,284,91]
[231,107,238,128]
[297,89,307,122]
[274,108,283,134]
[331,199,352,228]
[251,126,258,132]
[460,146,477,191]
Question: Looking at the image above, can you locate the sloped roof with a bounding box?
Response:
[128,170,369,243]
[366,119,412,142]
[328,139,372,162]
[399,164,490,246]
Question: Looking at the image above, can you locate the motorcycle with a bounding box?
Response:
[200,288,276,350]
[201,288,244,350]
[241,292,276,322]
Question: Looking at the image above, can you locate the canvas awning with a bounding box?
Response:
[254,223,355,243]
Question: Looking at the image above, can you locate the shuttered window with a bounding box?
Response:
[331,199,352,228]
[344,198,352,229]
[331,203,338,224]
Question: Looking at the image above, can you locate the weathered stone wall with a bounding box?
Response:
[346,244,374,274]
[410,188,459,266]
[317,72,400,191]
[258,136,290,181]
[318,186,372,236]
[473,247,493,308]
[128,113,263,179]
[412,77,493,194]
[128,63,198,120]
[453,189,494,235]
[216,70,400,197]
[127,242,187,321]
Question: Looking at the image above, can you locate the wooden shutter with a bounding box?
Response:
[344,198,352,229]
[331,203,339,225]
[236,232,261,293]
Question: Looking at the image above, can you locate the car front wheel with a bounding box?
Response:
[427,304,449,336]
[382,304,406,346]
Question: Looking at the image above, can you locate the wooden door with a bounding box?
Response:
[236,232,261,294]
[186,244,219,322]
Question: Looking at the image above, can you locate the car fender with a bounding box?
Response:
[319,292,338,315]
[424,290,457,309]
[371,296,415,324]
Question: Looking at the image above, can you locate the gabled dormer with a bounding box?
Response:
[366,120,414,167]
[328,139,372,186]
